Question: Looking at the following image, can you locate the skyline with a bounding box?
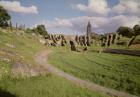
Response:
[0,0,140,35]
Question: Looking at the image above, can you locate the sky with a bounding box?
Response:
[0,0,140,35]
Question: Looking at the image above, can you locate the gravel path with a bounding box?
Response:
[35,50,137,97]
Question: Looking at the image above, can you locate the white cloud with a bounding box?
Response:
[112,0,140,15]
[46,18,73,28]
[72,0,140,16]
[38,15,140,34]
[0,1,38,14]
[72,0,110,15]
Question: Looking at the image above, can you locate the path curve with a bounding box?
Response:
[35,50,137,97]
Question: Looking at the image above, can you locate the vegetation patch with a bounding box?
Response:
[48,46,140,96]
[0,74,110,97]
[0,60,11,79]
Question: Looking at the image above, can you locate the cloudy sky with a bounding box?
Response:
[0,0,140,35]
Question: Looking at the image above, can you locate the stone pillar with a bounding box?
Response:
[86,36,90,46]
[69,41,76,51]
[110,34,113,45]
[83,36,86,46]
[106,34,110,47]
[103,38,105,44]
[75,35,79,44]
[79,36,83,46]
[114,33,118,45]
[52,35,56,43]
[99,40,103,54]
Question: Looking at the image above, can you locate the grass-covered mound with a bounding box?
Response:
[48,46,140,96]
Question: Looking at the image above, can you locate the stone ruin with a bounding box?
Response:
[72,35,92,52]
[103,33,120,47]
[69,40,76,51]
[44,34,67,46]
[42,21,94,52]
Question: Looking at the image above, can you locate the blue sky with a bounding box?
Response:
[11,0,87,26]
[0,0,140,35]
[9,0,118,26]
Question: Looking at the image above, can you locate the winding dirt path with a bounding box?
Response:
[35,50,137,97]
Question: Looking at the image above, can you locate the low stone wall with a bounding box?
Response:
[103,48,140,57]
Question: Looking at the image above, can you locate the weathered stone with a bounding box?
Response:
[101,38,105,46]
[114,33,119,44]
[51,35,57,43]
[105,34,110,47]
[110,34,114,45]
[79,36,83,46]
[83,36,87,46]
[86,36,91,46]
[69,41,76,51]
[83,47,87,51]
[61,39,65,46]
[75,35,79,44]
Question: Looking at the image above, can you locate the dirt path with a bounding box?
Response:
[35,50,137,97]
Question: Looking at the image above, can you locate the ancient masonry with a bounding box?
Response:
[74,21,92,49]
[86,21,92,46]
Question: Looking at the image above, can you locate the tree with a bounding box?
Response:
[0,6,11,27]
[133,24,140,36]
[127,24,140,47]
[25,28,34,33]
[35,24,48,37]
[117,26,134,37]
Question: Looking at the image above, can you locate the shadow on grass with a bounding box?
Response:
[0,89,17,97]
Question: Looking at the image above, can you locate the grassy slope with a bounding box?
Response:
[0,75,110,97]
[0,29,110,97]
[0,29,46,66]
[0,61,11,79]
[48,46,140,96]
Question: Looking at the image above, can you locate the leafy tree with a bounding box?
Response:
[0,6,11,27]
[25,28,34,33]
[127,24,140,47]
[35,24,48,37]
[133,24,140,36]
[117,26,134,37]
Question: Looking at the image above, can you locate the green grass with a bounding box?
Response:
[0,60,11,79]
[0,29,47,67]
[48,46,140,96]
[0,29,111,97]
[0,74,109,97]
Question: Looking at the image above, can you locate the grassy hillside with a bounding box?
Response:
[48,46,140,96]
[0,28,46,65]
[0,74,110,97]
[0,28,110,97]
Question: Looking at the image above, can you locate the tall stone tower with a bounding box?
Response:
[87,21,91,37]
[86,21,91,46]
